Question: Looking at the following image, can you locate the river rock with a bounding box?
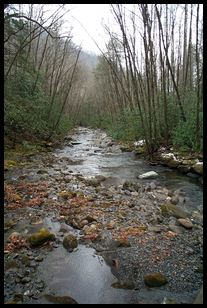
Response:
[138,171,158,179]
[168,224,184,234]
[191,211,203,225]
[43,294,78,304]
[195,264,203,273]
[150,182,157,190]
[182,159,195,166]
[187,172,200,179]
[27,228,55,247]
[8,232,22,241]
[63,234,78,250]
[21,255,30,266]
[177,165,190,174]
[161,298,177,304]
[59,223,71,233]
[193,285,203,304]
[171,196,179,205]
[144,272,168,287]
[167,160,180,168]
[79,220,89,228]
[21,277,31,284]
[83,224,97,235]
[115,238,131,247]
[177,218,193,229]
[4,219,17,231]
[35,255,44,262]
[160,204,190,219]
[148,226,162,233]
[5,260,19,270]
[192,162,203,175]
[111,279,135,289]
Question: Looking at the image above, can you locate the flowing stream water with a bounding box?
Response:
[54,127,203,212]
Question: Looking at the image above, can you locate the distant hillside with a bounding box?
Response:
[79,50,98,71]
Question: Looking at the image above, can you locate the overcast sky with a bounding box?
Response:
[65,4,113,55]
[10,4,203,56]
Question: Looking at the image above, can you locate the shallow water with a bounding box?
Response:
[54,127,203,212]
[36,244,140,304]
[35,243,197,304]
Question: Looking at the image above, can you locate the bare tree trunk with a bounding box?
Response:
[195,4,201,150]
[155,5,186,122]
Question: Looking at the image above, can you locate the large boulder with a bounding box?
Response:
[138,171,158,179]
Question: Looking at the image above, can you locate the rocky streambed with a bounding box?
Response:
[4,127,203,304]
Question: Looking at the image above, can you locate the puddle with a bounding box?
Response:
[35,245,139,304]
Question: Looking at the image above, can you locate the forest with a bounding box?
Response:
[4,4,203,305]
[4,4,203,155]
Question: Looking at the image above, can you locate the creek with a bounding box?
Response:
[4,127,203,304]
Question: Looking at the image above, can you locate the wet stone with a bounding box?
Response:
[53,243,59,248]
[35,256,44,262]
[178,218,193,229]
[21,277,31,284]
[37,282,44,290]
[144,273,168,287]
[29,261,38,268]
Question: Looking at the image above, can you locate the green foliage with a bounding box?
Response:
[4,62,73,142]
[54,116,75,136]
[5,68,49,137]
[170,91,203,152]
[172,111,203,151]
[92,107,144,142]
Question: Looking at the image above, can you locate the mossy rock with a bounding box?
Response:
[4,160,18,170]
[27,228,55,247]
[63,234,78,250]
[144,272,168,287]
[58,191,77,199]
[167,160,180,168]
[182,159,195,166]
[135,146,146,155]
[43,294,78,304]
[160,204,190,219]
